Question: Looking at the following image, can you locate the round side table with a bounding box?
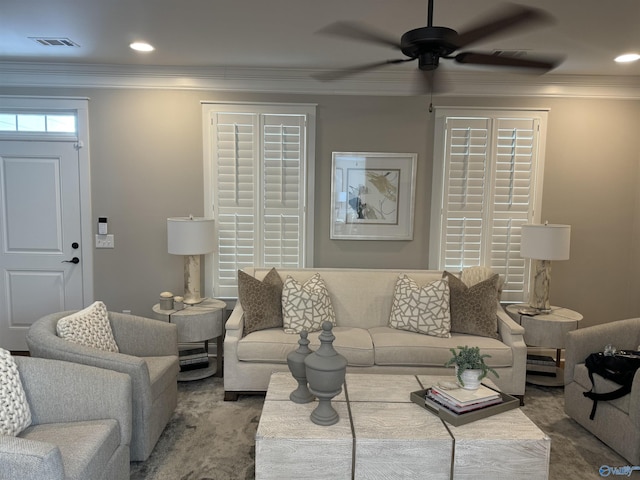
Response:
[506,304,583,387]
[153,298,226,381]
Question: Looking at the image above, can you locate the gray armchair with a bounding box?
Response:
[564,317,640,464]
[26,310,179,461]
[0,356,132,480]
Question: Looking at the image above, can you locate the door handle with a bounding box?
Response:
[62,257,80,264]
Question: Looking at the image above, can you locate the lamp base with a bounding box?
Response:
[183,254,204,305]
[529,259,552,313]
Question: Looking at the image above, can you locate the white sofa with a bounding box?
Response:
[224,267,527,401]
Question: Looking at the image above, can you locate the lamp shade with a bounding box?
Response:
[167,217,215,255]
[520,224,571,261]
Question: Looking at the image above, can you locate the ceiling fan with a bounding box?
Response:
[314,0,561,91]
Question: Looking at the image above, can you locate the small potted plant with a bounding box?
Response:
[445,346,499,390]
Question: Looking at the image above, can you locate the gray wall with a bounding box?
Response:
[2,87,639,327]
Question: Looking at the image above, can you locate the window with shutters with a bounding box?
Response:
[202,103,316,299]
[429,108,547,303]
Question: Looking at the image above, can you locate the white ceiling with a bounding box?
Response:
[1,0,639,94]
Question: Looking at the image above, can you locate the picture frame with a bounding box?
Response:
[330,152,417,240]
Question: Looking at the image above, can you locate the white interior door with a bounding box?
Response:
[0,140,85,350]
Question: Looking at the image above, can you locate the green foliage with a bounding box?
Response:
[445,345,499,386]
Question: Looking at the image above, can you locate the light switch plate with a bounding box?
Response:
[95,234,114,248]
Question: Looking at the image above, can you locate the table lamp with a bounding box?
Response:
[520,223,571,313]
[167,216,215,305]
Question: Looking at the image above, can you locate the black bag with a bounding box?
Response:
[584,350,640,419]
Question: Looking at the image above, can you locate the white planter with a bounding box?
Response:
[457,368,483,390]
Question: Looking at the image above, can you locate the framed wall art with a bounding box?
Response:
[330,152,417,240]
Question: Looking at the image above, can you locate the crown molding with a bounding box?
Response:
[1,62,639,99]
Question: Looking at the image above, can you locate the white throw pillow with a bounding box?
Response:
[56,301,119,352]
[388,274,451,338]
[0,348,32,436]
[282,273,336,334]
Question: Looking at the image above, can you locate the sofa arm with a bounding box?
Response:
[0,436,64,480]
[223,302,244,381]
[565,318,640,385]
[15,357,133,447]
[496,304,525,340]
[109,312,178,357]
[225,302,244,334]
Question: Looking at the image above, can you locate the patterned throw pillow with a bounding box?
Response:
[460,266,504,299]
[238,268,284,336]
[444,271,499,339]
[56,301,119,352]
[282,273,336,334]
[0,348,32,436]
[388,274,451,337]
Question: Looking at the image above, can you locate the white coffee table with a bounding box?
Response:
[256,372,550,480]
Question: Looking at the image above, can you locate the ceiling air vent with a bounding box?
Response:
[29,37,80,47]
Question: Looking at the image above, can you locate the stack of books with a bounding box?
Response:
[179,347,209,372]
[526,354,557,377]
[426,384,503,414]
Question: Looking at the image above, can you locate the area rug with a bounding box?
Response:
[131,376,639,480]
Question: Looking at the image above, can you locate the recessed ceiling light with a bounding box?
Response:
[615,53,640,63]
[130,42,155,52]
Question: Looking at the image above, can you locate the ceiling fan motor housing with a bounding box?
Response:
[400,26,458,70]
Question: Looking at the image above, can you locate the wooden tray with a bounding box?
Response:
[410,386,520,427]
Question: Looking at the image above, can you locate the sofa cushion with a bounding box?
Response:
[370,326,513,368]
[388,274,451,338]
[572,363,630,415]
[0,348,32,436]
[56,301,119,352]
[20,419,120,480]
[282,273,336,334]
[238,268,284,336]
[237,326,374,367]
[444,272,500,339]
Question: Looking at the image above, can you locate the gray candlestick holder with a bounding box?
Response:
[304,321,347,426]
[286,330,315,403]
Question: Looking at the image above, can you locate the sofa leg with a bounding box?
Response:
[514,394,524,406]
[224,391,240,401]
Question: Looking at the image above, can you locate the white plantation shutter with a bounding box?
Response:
[431,109,546,303]
[263,115,305,268]
[490,118,539,301]
[204,104,315,299]
[214,112,258,297]
[441,117,491,269]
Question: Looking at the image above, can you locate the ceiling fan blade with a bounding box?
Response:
[454,4,554,49]
[454,51,561,71]
[312,58,414,82]
[316,21,402,50]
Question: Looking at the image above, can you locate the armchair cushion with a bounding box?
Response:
[56,301,118,353]
[20,419,121,480]
[0,435,64,480]
[0,348,32,436]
